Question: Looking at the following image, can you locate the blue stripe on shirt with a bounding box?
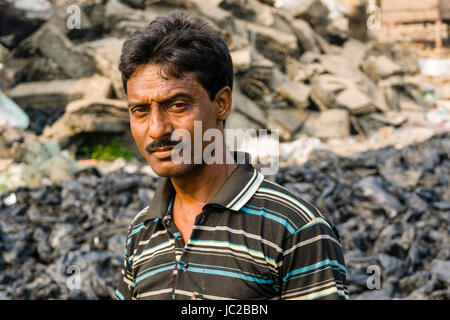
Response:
[241,206,296,234]
[283,259,346,282]
[115,289,124,300]
[187,266,274,284]
[135,265,176,284]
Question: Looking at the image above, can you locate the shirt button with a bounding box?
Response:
[179,261,188,271]
[163,212,171,226]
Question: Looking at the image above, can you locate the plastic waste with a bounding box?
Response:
[0,90,29,129]
[275,0,310,9]
[8,0,53,20]
[418,58,450,77]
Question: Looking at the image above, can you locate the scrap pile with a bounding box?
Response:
[278,131,449,299]
[0,165,158,299]
[0,0,441,145]
[0,132,448,299]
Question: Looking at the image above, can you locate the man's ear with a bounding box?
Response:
[214,86,232,125]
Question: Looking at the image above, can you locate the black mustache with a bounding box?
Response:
[145,139,180,153]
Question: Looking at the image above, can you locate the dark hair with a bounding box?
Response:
[119,11,233,101]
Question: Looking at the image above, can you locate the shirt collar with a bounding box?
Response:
[142,151,264,222]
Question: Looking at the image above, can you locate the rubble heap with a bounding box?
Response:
[0,167,158,300]
[278,131,450,299]
[0,132,448,300]
[1,0,439,145]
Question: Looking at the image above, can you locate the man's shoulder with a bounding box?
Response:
[247,178,334,233]
[127,205,151,231]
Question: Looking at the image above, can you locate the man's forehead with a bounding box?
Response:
[127,64,202,101]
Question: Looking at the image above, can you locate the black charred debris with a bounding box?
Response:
[0,132,449,300]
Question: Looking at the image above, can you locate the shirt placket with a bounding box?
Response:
[163,199,209,300]
[176,211,207,299]
[161,200,183,299]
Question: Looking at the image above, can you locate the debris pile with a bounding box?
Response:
[0,132,448,299]
[0,166,158,300]
[277,131,450,299]
[1,0,442,145]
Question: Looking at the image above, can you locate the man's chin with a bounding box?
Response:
[148,158,196,178]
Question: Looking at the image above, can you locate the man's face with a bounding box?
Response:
[126,63,227,177]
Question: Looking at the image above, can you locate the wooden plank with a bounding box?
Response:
[435,19,442,54]
[381,0,450,21]
[440,0,450,10]
[381,0,438,12]
[381,10,440,24]
[440,0,450,20]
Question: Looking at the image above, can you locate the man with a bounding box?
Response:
[115,11,348,300]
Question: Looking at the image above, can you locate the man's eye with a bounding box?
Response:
[132,107,148,114]
[169,103,186,111]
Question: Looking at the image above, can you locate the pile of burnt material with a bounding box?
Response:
[0,132,448,299]
[0,168,158,299]
[23,106,65,136]
[277,131,449,299]
[1,0,440,145]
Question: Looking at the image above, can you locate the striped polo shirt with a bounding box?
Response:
[115,152,348,300]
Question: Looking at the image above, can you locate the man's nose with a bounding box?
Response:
[147,108,171,140]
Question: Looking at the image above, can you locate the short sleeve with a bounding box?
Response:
[279,218,349,300]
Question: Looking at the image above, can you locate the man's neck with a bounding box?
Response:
[168,150,237,244]
[170,153,237,209]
